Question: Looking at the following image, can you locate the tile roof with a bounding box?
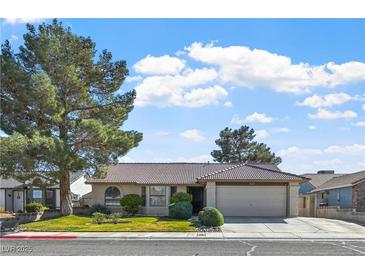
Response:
[312,170,365,192]
[0,172,85,189]
[301,173,345,188]
[87,163,307,185]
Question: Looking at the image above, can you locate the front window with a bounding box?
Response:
[105,187,121,206]
[149,186,166,207]
[33,189,43,204]
[141,186,146,206]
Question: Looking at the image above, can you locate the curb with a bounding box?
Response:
[0,235,77,239]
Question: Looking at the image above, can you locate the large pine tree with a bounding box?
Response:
[211,126,281,164]
[0,20,142,215]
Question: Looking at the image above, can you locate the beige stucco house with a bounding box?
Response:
[86,163,308,217]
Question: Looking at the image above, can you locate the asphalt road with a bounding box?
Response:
[1,239,365,256]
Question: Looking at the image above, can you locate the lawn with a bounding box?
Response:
[20,215,196,232]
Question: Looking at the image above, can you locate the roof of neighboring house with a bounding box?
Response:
[87,163,308,185]
[301,173,345,189]
[0,177,27,189]
[312,170,365,192]
[0,172,86,189]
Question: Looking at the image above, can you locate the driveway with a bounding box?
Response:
[221,217,365,239]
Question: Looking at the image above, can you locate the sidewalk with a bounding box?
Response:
[1,230,365,240]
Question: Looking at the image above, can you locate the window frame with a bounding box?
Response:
[149,186,166,207]
[104,186,121,206]
[141,186,146,207]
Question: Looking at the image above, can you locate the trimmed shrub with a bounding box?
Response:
[0,207,5,213]
[200,207,224,227]
[25,203,48,213]
[169,201,193,220]
[198,210,204,222]
[91,204,111,215]
[92,212,107,224]
[120,194,142,216]
[170,192,192,204]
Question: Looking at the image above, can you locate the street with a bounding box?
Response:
[1,238,365,256]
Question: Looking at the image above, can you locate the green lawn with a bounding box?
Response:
[20,215,196,232]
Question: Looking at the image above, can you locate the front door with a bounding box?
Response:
[45,189,55,209]
[187,187,204,214]
[13,190,24,213]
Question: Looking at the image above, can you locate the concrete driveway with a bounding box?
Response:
[221,217,365,239]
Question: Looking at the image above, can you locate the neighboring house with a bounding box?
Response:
[0,172,89,212]
[86,163,308,217]
[298,170,344,217]
[312,170,365,211]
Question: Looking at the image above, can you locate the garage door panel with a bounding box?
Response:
[217,185,287,217]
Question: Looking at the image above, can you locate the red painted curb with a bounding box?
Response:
[0,235,77,239]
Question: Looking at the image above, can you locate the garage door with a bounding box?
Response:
[216,185,287,217]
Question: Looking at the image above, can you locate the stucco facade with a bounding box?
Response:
[89,181,300,217]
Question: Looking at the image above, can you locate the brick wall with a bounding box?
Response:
[353,182,365,212]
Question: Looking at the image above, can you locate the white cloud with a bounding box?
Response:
[297,92,353,108]
[353,121,365,127]
[182,85,228,107]
[185,42,365,93]
[9,35,18,43]
[135,68,226,107]
[118,156,136,163]
[134,55,186,75]
[278,146,322,158]
[224,101,233,108]
[255,129,270,139]
[324,144,365,155]
[245,112,273,123]
[230,114,243,125]
[4,18,42,25]
[179,129,205,142]
[272,127,290,133]
[308,125,317,130]
[308,109,357,120]
[125,75,143,83]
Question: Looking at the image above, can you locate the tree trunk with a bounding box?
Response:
[60,171,73,215]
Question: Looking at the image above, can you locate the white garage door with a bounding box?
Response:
[216,185,287,217]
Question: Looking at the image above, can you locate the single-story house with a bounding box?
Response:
[298,170,344,216]
[86,163,308,217]
[312,170,365,211]
[0,172,89,212]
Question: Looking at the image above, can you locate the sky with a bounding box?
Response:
[1,18,365,174]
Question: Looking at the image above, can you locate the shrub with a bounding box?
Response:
[25,203,48,213]
[169,201,193,220]
[170,192,192,204]
[120,194,142,216]
[0,207,4,213]
[92,212,107,224]
[108,212,123,224]
[91,204,111,215]
[198,210,204,222]
[199,207,224,227]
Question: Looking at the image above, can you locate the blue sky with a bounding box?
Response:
[1,19,365,174]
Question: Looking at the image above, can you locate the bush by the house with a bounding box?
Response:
[25,203,48,213]
[198,210,204,222]
[91,204,111,215]
[120,194,142,216]
[170,192,192,204]
[92,212,107,224]
[169,201,193,220]
[199,207,224,227]
[0,207,4,213]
